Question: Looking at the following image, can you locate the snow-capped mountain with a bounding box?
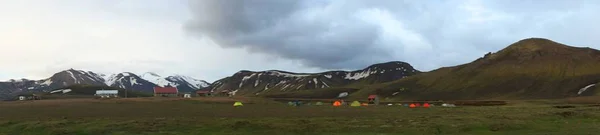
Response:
[140,72,210,93]
[0,69,210,99]
[208,61,420,96]
[105,72,158,93]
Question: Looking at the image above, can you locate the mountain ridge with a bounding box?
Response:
[0,69,210,99]
[208,61,420,96]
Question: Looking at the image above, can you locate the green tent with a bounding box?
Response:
[315,102,324,106]
[350,101,361,107]
[233,101,243,107]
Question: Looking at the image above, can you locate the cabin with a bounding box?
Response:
[219,90,230,96]
[95,90,119,98]
[196,90,211,97]
[153,87,178,97]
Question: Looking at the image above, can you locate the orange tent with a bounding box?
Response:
[333,101,342,107]
[423,103,430,108]
[409,103,416,108]
[361,103,369,106]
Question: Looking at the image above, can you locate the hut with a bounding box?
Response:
[153,87,178,97]
[367,95,379,105]
[196,90,211,97]
[95,90,119,98]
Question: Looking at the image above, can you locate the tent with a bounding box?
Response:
[315,102,324,106]
[288,102,295,106]
[361,103,369,106]
[367,95,380,105]
[333,101,342,107]
[441,103,456,107]
[350,101,361,107]
[423,103,430,108]
[293,101,303,106]
[409,103,416,108]
[233,101,243,107]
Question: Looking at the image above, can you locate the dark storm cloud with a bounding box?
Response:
[185,0,600,71]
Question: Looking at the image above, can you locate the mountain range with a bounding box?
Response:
[2,37,599,101]
[0,70,209,99]
[208,61,419,96]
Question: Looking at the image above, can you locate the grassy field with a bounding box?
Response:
[0,97,599,135]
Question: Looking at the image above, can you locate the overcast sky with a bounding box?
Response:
[1,0,599,82]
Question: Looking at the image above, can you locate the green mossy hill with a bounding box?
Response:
[356,38,600,100]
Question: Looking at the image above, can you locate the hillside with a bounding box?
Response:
[353,38,600,100]
[208,61,420,96]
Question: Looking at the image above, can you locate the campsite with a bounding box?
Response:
[1,96,600,135]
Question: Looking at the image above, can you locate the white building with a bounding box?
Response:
[95,90,119,98]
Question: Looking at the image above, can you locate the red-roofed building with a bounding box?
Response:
[154,87,178,97]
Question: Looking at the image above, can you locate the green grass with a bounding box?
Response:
[0,98,600,135]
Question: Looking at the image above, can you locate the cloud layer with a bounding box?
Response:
[1,0,600,82]
[185,0,600,71]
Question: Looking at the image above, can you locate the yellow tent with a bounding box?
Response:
[350,101,361,107]
[233,101,243,107]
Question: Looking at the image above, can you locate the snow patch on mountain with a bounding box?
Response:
[41,79,53,86]
[578,84,597,95]
[344,69,372,80]
[141,72,177,87]
[175,75,209,88]
[105,74,118,86]
[266,70,311,78]
[66,70,77,83]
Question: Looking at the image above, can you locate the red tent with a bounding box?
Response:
[333,101,342,107]
[423,103,430,108]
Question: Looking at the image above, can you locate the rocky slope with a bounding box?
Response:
[208,61,420,95]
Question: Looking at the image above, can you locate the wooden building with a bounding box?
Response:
[196,90,211,97]
[153,87,178,97]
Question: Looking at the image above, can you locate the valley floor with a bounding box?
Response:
[0,97,599,135]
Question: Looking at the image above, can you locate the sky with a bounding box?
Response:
[1,0,599,82]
